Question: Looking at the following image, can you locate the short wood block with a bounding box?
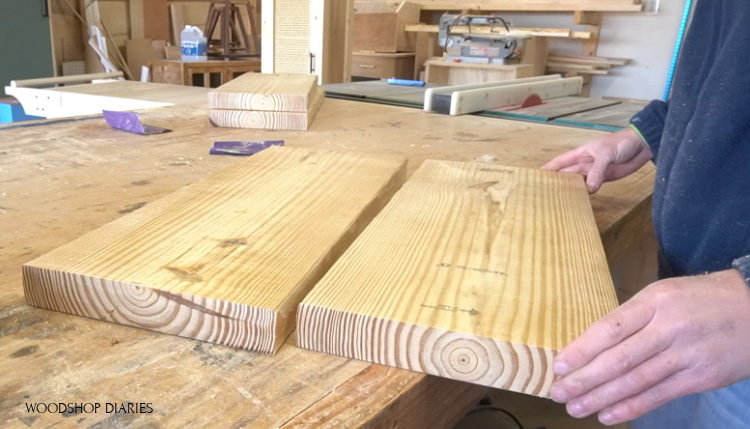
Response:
[298,160,617,396]
[23,146,407,354]
[208,73,318,112]
[209,87,325,131]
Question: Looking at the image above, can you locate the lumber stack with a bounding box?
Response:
[546,54,630,76]
[298,159,618,397]
[23,146,406,354]
[208,73,325,131]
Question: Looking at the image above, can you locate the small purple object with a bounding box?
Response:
[102,110,171,135]
[210,140,284,156]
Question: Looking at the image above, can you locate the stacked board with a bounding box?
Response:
[298,160,618,397]
[23,146,406,354]
[208,73,325,131]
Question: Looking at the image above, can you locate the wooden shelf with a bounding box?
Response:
[405,24,592,39]
[416,0,643,12]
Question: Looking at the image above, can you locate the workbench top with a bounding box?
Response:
[0,83,655,428]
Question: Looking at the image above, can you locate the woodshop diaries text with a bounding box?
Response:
[25,402,153,414]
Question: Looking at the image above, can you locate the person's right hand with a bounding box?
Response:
[542,127,653,193]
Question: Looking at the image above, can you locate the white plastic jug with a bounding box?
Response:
[181,25,207,62]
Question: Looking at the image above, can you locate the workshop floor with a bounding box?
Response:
[487,388,630,429]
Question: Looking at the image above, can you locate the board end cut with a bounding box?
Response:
[297,159,618,396]
[209,87,325,131]
[23,146,407,354]
[208,72,318,112]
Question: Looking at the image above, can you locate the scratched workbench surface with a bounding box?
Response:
[0,83,655,428]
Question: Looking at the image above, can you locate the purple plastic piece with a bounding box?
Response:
[102,110,170,135]
[209,140,284,156]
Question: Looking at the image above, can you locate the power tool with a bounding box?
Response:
[438,14,529,64]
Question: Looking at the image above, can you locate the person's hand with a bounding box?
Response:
[550,269,750,425]
[542,127,653,193]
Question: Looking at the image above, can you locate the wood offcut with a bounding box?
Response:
[209,87,326,130]
[208,73,318,112]
[298,159,618,397]
[23,146,407,354]
[208,73,324,130]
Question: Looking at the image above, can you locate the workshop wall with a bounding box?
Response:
[502,4,683,101]
[0,0,54,94]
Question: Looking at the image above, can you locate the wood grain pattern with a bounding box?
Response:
[298,160,618,397]
[208,72,318,112]
[209,87,325,130]
[23,146,406,354]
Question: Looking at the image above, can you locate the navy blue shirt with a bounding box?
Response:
[630,0,750,278]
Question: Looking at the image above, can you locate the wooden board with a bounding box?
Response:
[424,74,561,112]
[403,24,592,39]
[23,146,407,354]
[320,0,355,84]
[208,73,318,112]
[449,76,583,115]
[547,54,630,66]
[298,159,618,397]
[209,87,325,130]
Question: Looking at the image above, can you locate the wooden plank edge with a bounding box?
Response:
[546,66,609,75]
[404,24,592,39]
[23,266,281,354]
[424,74,562,112]
[296,305,557,398]
[546,61,612,70]
[548,54,630,66]
[208,79,318,112]
[451,76,583,115]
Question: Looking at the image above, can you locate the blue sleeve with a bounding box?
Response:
[629,99,669,160]
[732,255,750,287]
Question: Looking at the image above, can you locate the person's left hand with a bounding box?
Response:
[550,269,750,425]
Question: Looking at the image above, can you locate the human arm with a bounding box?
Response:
[549,267,750,425]
[541,126,653,193]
